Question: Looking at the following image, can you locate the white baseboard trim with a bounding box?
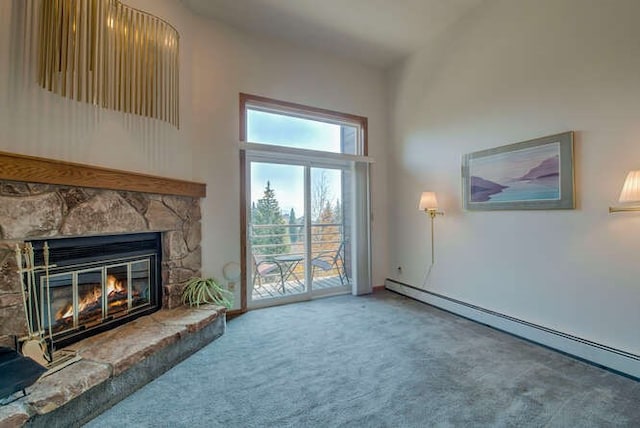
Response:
[385,278,640,380]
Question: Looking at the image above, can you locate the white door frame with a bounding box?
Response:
[246,154,352,309]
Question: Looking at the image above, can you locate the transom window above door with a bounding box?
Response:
[241,93,367,156]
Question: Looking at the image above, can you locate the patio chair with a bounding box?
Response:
[311,242,348,285]
[252,254,285,292]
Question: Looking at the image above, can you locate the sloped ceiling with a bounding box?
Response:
[181,0,484,68]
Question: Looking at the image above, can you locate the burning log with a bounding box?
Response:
[54,283,142,332]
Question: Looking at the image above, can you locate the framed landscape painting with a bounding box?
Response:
[462,132,574,210]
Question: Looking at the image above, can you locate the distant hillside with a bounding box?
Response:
[519,155,559,181]
[470,176,508,202]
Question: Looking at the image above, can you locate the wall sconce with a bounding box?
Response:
[419,192,444,264]
[609,170,640,213]
[38,0,180,128]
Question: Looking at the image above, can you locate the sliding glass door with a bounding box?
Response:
[249,161,307,303]
[310,167,351,296]
[247,161,351,307]
[240,93,370,310]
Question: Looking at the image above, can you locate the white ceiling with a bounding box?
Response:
[181,0,484,68]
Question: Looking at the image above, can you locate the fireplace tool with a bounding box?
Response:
[14,243,79,374]
[15,243,49,366]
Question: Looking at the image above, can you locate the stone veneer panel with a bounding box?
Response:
[59,192,147,235]
[0,193,63,239]
[0,179,202,348]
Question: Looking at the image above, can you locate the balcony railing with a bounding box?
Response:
[250,223,349,297]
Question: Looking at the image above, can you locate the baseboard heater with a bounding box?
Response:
[385,278,640,380]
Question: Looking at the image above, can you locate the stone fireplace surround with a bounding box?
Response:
[0,152,226,427]
[0,179,202,348]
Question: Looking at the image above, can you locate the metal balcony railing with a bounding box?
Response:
[250,223,349,294]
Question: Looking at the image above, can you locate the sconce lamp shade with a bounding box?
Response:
[419,191,443,265]
[618,170,640,203]
[419,192,439,211]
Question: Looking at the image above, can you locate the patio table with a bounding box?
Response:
[274,254,304,287]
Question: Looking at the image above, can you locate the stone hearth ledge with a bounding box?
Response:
[0,304,226,428]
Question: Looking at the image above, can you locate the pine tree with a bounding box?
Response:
[252,182,288,255]
[288,208,298,244]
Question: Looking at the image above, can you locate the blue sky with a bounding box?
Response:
[247,109,342,152]
[248,110,343,215]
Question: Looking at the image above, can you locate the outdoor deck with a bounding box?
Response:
[252,274,348,300]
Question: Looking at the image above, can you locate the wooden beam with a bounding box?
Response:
[0,151,206,198]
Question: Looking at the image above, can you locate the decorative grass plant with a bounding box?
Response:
[181,277,233,309]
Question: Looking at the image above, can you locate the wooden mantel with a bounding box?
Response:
[0,151,206,198]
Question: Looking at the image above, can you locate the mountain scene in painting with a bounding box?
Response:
[469,143,560,203]
[519,155,559,181]
[470,176,508,202]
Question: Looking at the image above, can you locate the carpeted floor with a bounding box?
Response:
[86,291,640,427]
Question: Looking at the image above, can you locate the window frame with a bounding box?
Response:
[239,93,368,156]
[238,93,369,312]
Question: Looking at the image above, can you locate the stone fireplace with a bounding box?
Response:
[0,154,226,427]
[0,154,204,351]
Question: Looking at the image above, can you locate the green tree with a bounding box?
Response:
[252,181,288,256]
[288,208,299,243]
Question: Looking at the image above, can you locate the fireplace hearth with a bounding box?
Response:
[29,233,162,349]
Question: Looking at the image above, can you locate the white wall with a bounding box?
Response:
[185,8,390,300]
[388,0,640,355]
[0,0,389,308]
[0,0,196,182]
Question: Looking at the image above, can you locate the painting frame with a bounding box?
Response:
[462,132,575,211]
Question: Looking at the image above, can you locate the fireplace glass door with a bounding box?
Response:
[30,232,161,348]
[40,258,152,338]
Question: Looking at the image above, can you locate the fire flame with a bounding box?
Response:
[56,275,126,320]
[106,274,126,295]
